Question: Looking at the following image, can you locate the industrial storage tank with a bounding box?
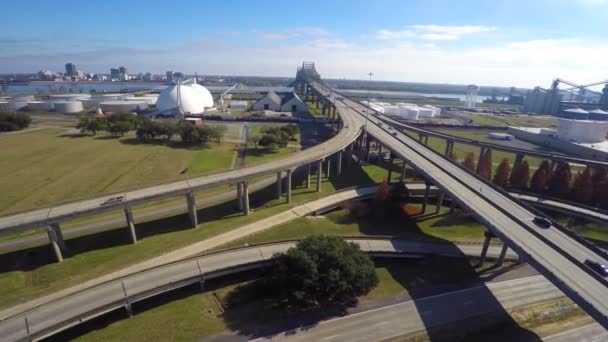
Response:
[418,107,435,118]
[99,100,147,112]
[54,101,84,113]
[12,95,35,102]
[557,118,608,143]
[0,101,15,112]
[125,97,156,105]
[27,101,52,112]
[560,108,589,120]
[49,94,91,101]
[423,104,441,117]
[156,84,206,115]
[588,109,608,121]
[78,98,98,108]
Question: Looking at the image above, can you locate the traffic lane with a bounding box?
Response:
[359,114,608,324]
[544,324,608,342]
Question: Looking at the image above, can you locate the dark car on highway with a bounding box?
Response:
[532,216,552,229]
[584,259,608,277]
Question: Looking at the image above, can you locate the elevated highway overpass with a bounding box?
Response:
[308,80,608,329]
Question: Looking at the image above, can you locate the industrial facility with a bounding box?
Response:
[362,101,441,120]
[523,78,608,115]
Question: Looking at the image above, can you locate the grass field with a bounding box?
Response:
[0,162,401,310]
[460,113,558,128]
[219,205,487,251]
[0,129,238,215]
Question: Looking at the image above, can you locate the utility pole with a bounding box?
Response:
[366,72,373,130]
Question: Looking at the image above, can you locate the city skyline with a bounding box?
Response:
[1,0,608,87]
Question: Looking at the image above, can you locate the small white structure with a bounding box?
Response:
[54,101,84,113]
[99,100,148,112]
[418,107,435,118]
[464,85,479,109]
[125,97,156,105]
[252,91,282,111]
[488,132,513,140]
[279,92,307,112]
[229,101,249,110]
[27,101,52,111]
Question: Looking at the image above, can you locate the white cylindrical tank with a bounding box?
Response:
[0,101,15,112]
[54,101,84,113]
[27,101,51,111]
[13,95,35,102]
[49,94,91,101]
[99,100,148,112]
[125,97,156,105]
[79,98,98,108]
[557,118,608,143]
[418,107,434,118]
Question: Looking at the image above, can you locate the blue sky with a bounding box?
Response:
[2,0,607,87]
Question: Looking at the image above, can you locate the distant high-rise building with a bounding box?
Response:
[65,63,77,76]
[166,71,173,81]
[119,66,128,75]
[110,68,120,80]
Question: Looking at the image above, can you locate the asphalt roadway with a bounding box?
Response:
[313,82,608,329]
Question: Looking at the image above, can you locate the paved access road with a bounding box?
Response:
[545,324,608,342]
[0,239,518,341]
[311,82,608,329]
[249,276,564,342]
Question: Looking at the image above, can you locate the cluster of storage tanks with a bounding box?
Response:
[0,93,159,114]
[555,108,608,143]
[362,101,441,120]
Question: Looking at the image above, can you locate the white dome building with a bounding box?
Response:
[156,84,206,115]
[189,83,214,108]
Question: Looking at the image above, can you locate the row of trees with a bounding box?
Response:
[249,124,299,149]
[0,112,31,132]
[77,114,227,145]
[455,150,608,208]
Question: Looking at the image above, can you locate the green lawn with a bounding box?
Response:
[0,162,399,310]
[0,129,237,215]
[307,102,324,117]
[219,205,487,251]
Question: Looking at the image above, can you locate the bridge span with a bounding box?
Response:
[307,80,608,330]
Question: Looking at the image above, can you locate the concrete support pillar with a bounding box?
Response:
[424,135,429,145]
[276,171,282,199]
[337,151,343,175]
[418,134,424,143]
[346,144,353,167]
[378,144,383,157]
[479,231,492,266]
[435,191,444,214]
[306,164,311,189]
[444,141,454,157]
[237,182,243,210]
[124,207,137,244]
[365,136,371,162]
[514,153,524,167]
[477,147,488,168]
[286,169,292,203]
[326,157,331,178]
[387,154,394,182]
[449,198,456,214]
[47,223,65,262]
[186,192,198,228]
[242,181,250,215]
[399,160,407,183]
[496,244,509,266]
[316,159,323,192]
[421,182,431,213]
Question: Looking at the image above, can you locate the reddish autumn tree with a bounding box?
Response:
[571,167,594,204]
[591,167,608,206]
[529,160,551,193]
[547,162,572,197]
[493,158,511,187]
[509,159,530,189]
[476,149,493,180]
[462,152,476,172]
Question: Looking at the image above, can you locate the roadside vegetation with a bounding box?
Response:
[0,112,31,131]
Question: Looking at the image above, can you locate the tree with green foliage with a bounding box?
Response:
[493,158,511,187]
[529,160,551,193]
[0,112,31,131]
[107,121,131,136]
[547,162,572,197]
[268,235,378,306]
[509,159,530,189]
[77,115,107,135]
[476,149,492,180]
[247,133,261,149]
[462,152,476,172]
[571,167,594,204]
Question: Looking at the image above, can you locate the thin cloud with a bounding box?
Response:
[376,25,495,41]
[258,27,332,40]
